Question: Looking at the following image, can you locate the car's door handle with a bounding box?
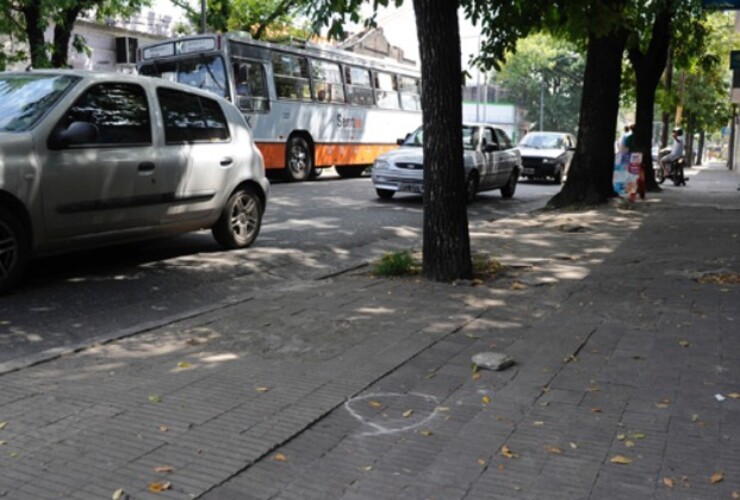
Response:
[138,162,155,172]
[220,157,234,166]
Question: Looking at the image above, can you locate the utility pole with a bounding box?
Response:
[200,0,207,33]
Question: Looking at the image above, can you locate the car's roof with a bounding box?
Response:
[523,131,571,136]
[2,69,224,101]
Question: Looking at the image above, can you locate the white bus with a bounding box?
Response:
[137,32,422,181]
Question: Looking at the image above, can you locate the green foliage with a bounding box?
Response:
[0,0,151,68]
[171,0,311,40]
[493,32,584,133]
[372,251,419,277]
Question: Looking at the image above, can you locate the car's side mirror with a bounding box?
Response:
[397,138,405,145]
[237,96,253,111]
[49,121,98,149]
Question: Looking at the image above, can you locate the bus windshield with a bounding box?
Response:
[139,55,228,99]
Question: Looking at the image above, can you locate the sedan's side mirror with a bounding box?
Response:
[50,121,98,149]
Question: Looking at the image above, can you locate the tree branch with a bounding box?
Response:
[254,0,298,40]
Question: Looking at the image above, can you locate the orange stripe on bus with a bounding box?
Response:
[255,142,399,170]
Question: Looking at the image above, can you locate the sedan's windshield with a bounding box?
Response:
[519,133,563,149]
[0,74,81,132]
[403,126,478,150]
[139,55,229,99]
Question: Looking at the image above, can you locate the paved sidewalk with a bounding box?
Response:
[1,163,739,499]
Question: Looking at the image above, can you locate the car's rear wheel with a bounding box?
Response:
[466,172,479,204]
[0,206,29,294]
[212,187,263,249]
[285,136,313,182]
[500,170,518,199]
[376,188,395,200]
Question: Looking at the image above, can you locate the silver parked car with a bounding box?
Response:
[518,131,576,184]
[0,70,269,293]
[371,123,522,202]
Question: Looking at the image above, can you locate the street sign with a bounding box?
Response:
[702,0,740,9]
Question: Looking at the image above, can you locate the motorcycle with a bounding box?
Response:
[655,147,687,186]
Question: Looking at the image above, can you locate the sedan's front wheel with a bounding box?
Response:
[376,188,395,200]
[212,187,263,249]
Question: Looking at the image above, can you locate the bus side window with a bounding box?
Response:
[235,62,270,113]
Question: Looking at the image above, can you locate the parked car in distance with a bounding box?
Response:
[371,123,522,202]
[0,70,269,293]
[518,131,576,184]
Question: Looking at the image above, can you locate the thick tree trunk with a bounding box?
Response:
[696,130,705,165]
[51,7,83,68]
[22,4,49,68]
[548,26,626,208]
[661,50,673,148]
[627,7,672,192]
[686,112,696,166]
[413,0,472,282]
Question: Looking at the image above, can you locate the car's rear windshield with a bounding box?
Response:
[0,74,81,132]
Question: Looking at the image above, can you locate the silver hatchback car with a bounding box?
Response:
[0,70,269,293]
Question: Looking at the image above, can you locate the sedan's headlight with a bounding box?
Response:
[542,158,556,164]
[374,159,390,170]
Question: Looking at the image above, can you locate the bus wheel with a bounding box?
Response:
[335,165,367,178]
[285,136,313,182]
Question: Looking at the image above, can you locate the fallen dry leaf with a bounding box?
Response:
[591,407,603,413]
[511,282,526,290]
[148,482,172,493]
[477,459,487,466]
[368,400,383,409]
[482,395,491,404]
[154,466,174,474]
[732,491,739,499]
[632,432,646,440]
[361,465,373,471]
[148,395,161,404]
[273,453,287,462]
[159,425,169,433]
[533,421,545,427]
[112,489,125,500]
[544,445,563,455]
[419,430,433,436]
[678,340,690,348]
[435,406,450,412]
[586,386,600,392]
[0,421,7,430]
[728,393,740,399]
[176,361,192,369]
[655,398,671,409]
[610,455,633,465]
[625,441,635,448]
[710,472,724,484]
[402,409,414,418]
[500,445,518,459]
[569,442,578,449]
[0,441,6,446]
[472,372,482,381]
[255,386,270,393]
[616,434,626,441]
[663,477,675,489]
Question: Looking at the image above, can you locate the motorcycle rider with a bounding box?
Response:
[660,127,685,176]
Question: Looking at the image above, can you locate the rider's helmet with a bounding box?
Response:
[672,127,683,136]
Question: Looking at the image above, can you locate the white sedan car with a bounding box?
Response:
[371,123,522,202]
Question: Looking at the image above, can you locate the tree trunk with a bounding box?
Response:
[51,6,84,68]
[661,49,673,148]
[548,26,626,208]
[627,6,672,192]
[22,4,49,68]
[686,112,696,167]
[413,0,472,282]
[696,130,705,165]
